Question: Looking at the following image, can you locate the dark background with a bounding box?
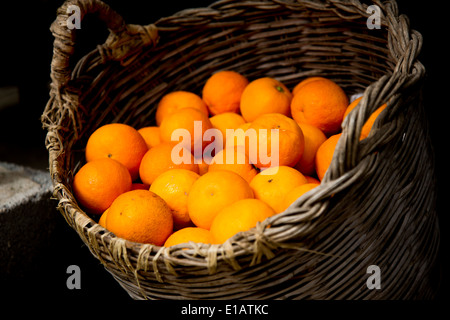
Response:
[0,0,447,310]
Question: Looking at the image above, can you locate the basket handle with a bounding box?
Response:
[49,0,159,89]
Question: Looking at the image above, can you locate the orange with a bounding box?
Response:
[98,208,108,228]
[150,169,200,230]
[188,170,254,230]
[282,183,320,211]
[344,97,387,140]
[139,142,199,185]
[210,199,276,244]
[208,146,258,183]
[315,133,342,181]
[72,158,132,215]
[164,227,216,247]
[294,123,327,176]
[240,77,293,122]
[305,176,320,184]
[292,76,328,96]
[224,122,252,150]
[85,123,148,181]
[291,77,349,135]
[106,189,173,245]
[343,96,363,120]
[202,70,249,115]
[247,113,304,168]
[138,126,161,149]
[155,91,209,126]
[249,166,308,213]
[209,112,246,148]
[159,107,214,156]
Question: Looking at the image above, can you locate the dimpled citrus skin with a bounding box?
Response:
[85,123,148,181]
[294,123,327,176]
[208,146,258,183]
[72,158,132,215]
[139,142,199,185]
[240,77,292,122]
[150,168,200,230]
[249,166,308,213]
[164,227,216,247]
[159,107,214,156]
[282,183,319,212]
[106,189,173,245]
[315,133,342,181]
[155,91,209,126]
[291,77,349,135]
[202,70,249,115]
[247,113,304,169]
[210,198,276,244]
[187,170,254,230]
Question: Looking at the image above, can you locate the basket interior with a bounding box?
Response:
[67,2,392,159]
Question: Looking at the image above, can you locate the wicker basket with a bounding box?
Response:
[42,0,440,299]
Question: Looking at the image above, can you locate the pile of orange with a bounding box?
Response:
[73,71,386,247]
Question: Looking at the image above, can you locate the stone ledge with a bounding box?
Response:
[0,161,58,281]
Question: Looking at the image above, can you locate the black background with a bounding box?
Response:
[0,0,447,313]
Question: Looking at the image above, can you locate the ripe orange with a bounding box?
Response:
[98,208,108,228]
[106,189,173,245]
[282,183,319,211]
[202,70,249,115]
[137,126,161,149]
[210,198,276,244]
[343,96,363,120]
[294,123,327,176]
[208,146,258,183]
[188,170,254,230]
[150,169,200,230]
[159,107,214,156]
[305,176,320,184]
[164,227,216,247]
[139,142,199,185]
[291,77,348,135]
[72,158,132,215]
[240,77,293,122]
[315,133,342,181]
[249,166,308,213]
[344,97,387,140]
[85,123,148,181]
[247,113,304,169]
[209,112,246,148]
[155,91,209,126]
[292,77,328,96]
[224,122,252,150]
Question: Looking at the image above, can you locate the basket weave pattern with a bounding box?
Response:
[42,0,439,299]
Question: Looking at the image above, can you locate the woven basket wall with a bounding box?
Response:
[41,0,440,299]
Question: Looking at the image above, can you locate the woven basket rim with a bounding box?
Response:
[41,0,436,299]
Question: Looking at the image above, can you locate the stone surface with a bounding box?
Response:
[0,161,58,282]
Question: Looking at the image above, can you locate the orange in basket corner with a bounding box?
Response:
[291,77,348,135]
[85,123,148,181]
[72,158,132,215]
[106,189,174,246]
